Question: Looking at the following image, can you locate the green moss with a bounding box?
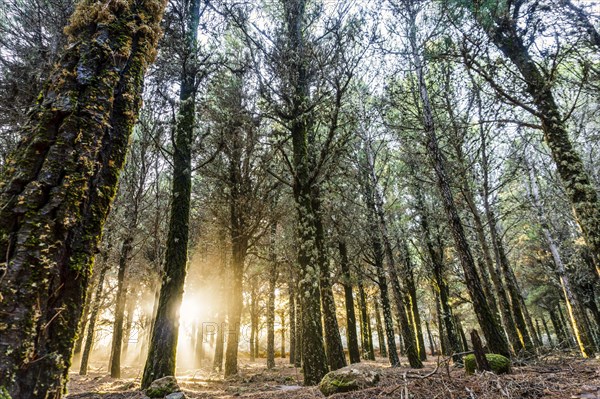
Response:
[0,386,11,399]
[464,354,511,375]
[319,373,359,397]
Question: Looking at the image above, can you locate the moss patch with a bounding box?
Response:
[464,354,511,375]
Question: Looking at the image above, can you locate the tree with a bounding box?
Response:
[0,0,166,395]
[388,0,510,358]
[462,0,600,278]
[142,0,204,387]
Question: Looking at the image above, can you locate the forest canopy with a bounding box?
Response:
[0,0,599,398]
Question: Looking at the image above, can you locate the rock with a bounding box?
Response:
[318,367,380,397]
[464,354,511,375]
[165,393,186,399]
[145,376,180,398]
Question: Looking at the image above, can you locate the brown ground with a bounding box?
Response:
[66,354,600,399]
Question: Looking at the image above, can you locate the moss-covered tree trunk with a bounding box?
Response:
[140,0,200,387]
[0,0,165,395]
[283,0,329,385]
[479,5,600,279]
[339,240,361,364]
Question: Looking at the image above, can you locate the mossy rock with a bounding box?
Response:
[145,376,180,398]
[318,367,380,397]
[464,354,511,375]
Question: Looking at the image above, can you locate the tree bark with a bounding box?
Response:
[73,283,94,357]
[0,0,165,394]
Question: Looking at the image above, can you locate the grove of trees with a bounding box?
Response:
[0,0,599,398]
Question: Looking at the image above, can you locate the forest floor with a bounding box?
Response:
[66,354,600,399]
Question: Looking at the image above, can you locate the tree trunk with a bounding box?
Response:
[0,0,165,394]
[425,321,436,356]
[249,282,257,362]
[73,283,94,357]
[294,289,302,368]
[195,322,204,367]
[213,322,224,371]
[266,224,278,370]
[288,274,296,365]
[455,316,469,352]
[79,261,109,376]
[360,141,420,368]
[122,295,136,359]
[549,309,568,347]
[224,235,247,376]
[110,232,133,378]
[374,300,387,358]
[141,0,200,387]
[541,316,554,346]
[339,240,361,364]
[213,229,227,371]
[280,310,286,358]
[358,282,377,361]
[470,330,491,372]
[283,0,329,384]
